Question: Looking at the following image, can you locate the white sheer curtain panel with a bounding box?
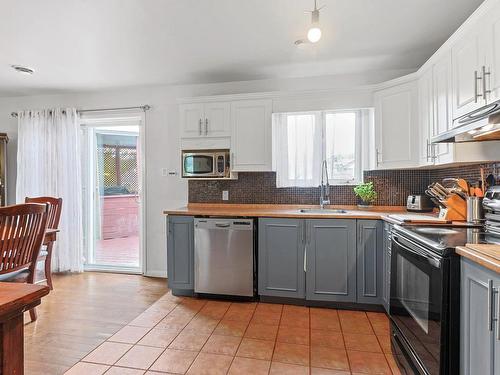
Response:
[272,112,323,188]
[16,108,84,272]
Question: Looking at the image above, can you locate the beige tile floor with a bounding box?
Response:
[64,292,401,375]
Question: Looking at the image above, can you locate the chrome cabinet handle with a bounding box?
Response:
[431,143,437,161]
[205,118,208,136]
[488,280,494,331]
[497,285,500,340]
[426,140,430,162]
[376,148,381,167]
[199,119,202,136]
[482,66,491,102]
[474,70,483,103]
[304,245,307,272]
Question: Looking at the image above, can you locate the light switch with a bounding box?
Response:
[222,190,229,201]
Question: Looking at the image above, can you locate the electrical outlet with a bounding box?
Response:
[222,190,229,201]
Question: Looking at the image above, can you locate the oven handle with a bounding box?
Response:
[392,235,442,268]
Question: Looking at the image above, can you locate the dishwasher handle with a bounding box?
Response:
[194,218,254,230]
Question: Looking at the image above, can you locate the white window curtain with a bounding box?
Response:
[16,108,84,273]
[272,112,323,188]
[273,109,369,187]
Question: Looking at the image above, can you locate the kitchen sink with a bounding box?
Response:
[298,208,348,214]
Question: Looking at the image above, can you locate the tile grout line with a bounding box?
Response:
[181,299,231,374]
[88,294,184,374]
[366,312,394,374]
[337,309,352,374]
[144,296,207,374]
[224,301,257,374]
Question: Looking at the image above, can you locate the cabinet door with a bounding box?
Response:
[374,81,419,169]
[460,258,497,375]
[204,102,231,137]
[418,69,434,166]
[356,220,383,304]
[258,218,305,298]
[180,103,204,138]
[305,219,356,302]
[452,32,482,118]
[382,223,392,313]
[231,99,272,172]
[167,216,194,291]
[432,52,453,163]
[484,5,500,103]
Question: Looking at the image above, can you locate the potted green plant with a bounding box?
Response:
[354,182,377,208]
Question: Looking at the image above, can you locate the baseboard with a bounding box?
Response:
[144,270,168,278]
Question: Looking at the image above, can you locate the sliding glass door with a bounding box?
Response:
[81,116,144,273]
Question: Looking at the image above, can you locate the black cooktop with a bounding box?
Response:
[394,225,500,254]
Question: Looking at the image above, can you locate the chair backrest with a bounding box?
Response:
[25,197,63,230]
[0,203,48,275]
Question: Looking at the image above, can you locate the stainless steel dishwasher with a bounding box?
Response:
[194,218,254,297]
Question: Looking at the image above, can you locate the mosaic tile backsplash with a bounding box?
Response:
[188,162,500,206]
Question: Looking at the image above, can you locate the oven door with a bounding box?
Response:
[390,233,443,375]
[183,153,215,177]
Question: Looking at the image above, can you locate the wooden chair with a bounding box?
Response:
[0,203,49,322]
[25,197,63,290]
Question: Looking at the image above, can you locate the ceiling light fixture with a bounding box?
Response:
[295,0,325,46]
[11,65,34,75]
[307,0,323,43]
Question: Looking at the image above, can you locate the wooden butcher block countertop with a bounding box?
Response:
[457,244,500,274]
[164,203,410,220]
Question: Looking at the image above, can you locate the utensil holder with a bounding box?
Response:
[466,196,484,224]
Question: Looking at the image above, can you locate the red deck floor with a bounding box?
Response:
[95,235,140,267]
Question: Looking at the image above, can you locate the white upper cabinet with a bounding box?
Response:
[374,80,419,169]
[180,102,231,138]
[231,99,273,172]
[483,3,500,103]
[452,31,482,119]
[432,51,453,163]
[418,69,434,165]
[203,102,231,137]
[180,103,205,138]
[452,2,500,118]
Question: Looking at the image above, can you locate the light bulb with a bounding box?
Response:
[307,26,322,43]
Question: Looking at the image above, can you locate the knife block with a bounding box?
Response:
[438,194,467,221]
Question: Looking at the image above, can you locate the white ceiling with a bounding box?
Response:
[0,0,485,96]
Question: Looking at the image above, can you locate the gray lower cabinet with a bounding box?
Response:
[382,222,393,312]
[258,218,305,298]
[167,215,194,291]
[356,220,383,304]
[460,258,500,375]
[306,219,357,302]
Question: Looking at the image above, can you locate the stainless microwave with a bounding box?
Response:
[182,150,230,178]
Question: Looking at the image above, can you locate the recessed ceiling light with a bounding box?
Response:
[11,65,34,75]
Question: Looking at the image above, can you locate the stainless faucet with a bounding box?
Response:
[320,160,330,209]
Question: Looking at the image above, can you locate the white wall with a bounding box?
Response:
[0,72,386,277]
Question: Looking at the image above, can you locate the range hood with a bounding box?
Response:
[432,99,500,143]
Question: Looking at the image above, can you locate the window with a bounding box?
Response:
[273,110,363,187]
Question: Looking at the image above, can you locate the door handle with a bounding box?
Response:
[304,245,307,272]
[488,279,495,331]
[482,66,491,102]
[376,148,381,167]
[205,118,209,136]
[199,119,202,136]
[497,285,500,340]
[474,70,483,103]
